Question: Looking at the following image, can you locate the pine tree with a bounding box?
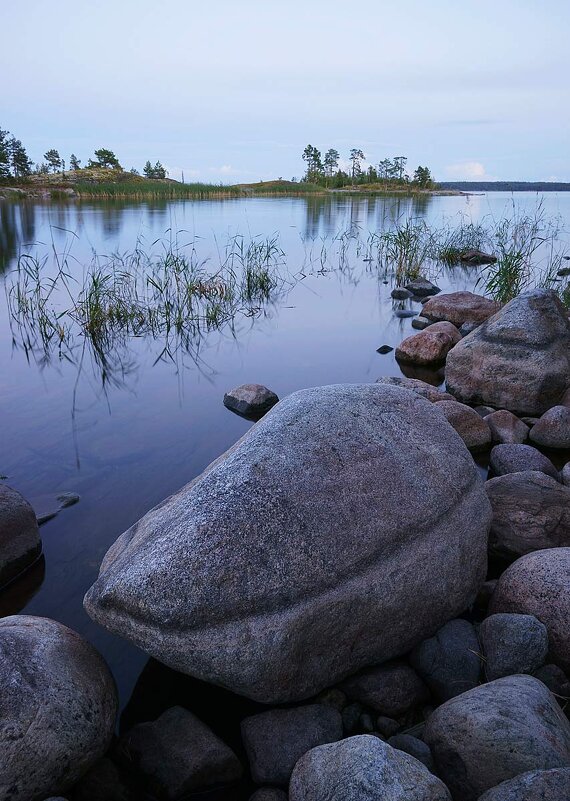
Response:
[44,149,62,173]
[0,129,11,179]
[69,154,81,170]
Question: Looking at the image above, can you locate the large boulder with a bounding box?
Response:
[289,735,451,801]
[490,548,570,672]
[84,384,491,703]
[422,291,501,327]
[0,616,117,801]
[477,768,570,801]
[375,376,453,402]
[445,290,570,415]
[0,484,42,588]
[424,675,570,801]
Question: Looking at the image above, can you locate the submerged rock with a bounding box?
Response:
[85,383,490,703]
[460,249,498,265]
[0,484,42,588]
[422,291,501,327]
[223,383,279,420]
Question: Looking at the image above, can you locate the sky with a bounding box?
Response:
[2,0,569,183]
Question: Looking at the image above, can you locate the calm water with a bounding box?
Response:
[1,192,569,734]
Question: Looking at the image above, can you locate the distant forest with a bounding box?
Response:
[439,181,570,192]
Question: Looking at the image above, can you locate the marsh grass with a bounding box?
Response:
[74,181,243,199]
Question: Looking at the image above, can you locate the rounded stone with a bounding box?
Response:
[529,406,570,449]
[422,291,501,327]
[435,399,492,451]
[223,383,279,420]
[479,613,548,680]
[396,330,454,366]
[477,768,570,801]
[0,484,42,589]
[488,444,559,480]
[485,410,529,444]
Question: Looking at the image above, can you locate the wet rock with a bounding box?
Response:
[241,704,342,785]
[85,384,491,703]
[0,615,117,801]
[395,329,455,366]
[391,288,413,299]
[529,405,570,449]
[479,613,548,680]
[534,664,570,702]
[249,790,288,801]
[0,484,42,588]
[377,344,393,354]
[375,376,453,402]
[412,316,433,330]
[427,321,462,345]
[491,548,570,672]
[116,706,242,797]
[445,290,570,415]
[563,462,570,486]
[71,757,132,801]
[289,735,451,801]
[486,471,570,557]
[341,660,430,717]
[376,716,401,738]
[435,399,492,451]
[477,768,570,801]
[404,278,441,297]
[422,291,501,327]
[424,675,570,801]
[460,249,497,265]
[394,308,417,318]
[488,444,559,480]
[485,410,529,444]
[57,492,80,508]
[409,619,481,702]
[223,383,279,420]
[387,734,435,773]
[31,491,81,526]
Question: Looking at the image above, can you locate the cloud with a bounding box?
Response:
[208,165,241,176]
[444,161,497,180]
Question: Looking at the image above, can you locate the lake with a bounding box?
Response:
[1,191,569,736]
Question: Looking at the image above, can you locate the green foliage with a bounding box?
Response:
[413,166,433,189]
[88,148,121,169]
[44,149,62,173]
[69,154,81,170]
[0,127,33,181]
[143,160,167,179]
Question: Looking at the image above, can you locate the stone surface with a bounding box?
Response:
[491,548,570,672]
[116,706,242,797]
[445,290,570,415]
[479,613,548,680]
[0,483,42,588]
[477,768,570,801]
[534,664,570,702]
[529,405,570,449]
[486,471,570,557]
[424,675,570,801]
[412,316,432,330]
[396,329,455,366]
[71,758,132,801]
[0,616,117,801]
[223,383,279,420]
[435,399,492,451]
[387,735,435,773]
[460,249,497,265]
[391,287,413,299]
[488,444,559,480]
[428,321,462,345]
[249,790,288,801]
[341,660,430,717]
[376,716,401,737]
[485,410,529,444]
[375,376,453,402]
[85,384,491,703]
[422,291,501,327]
[563,462,570,486]
[289,735,451,801]
[377,344,393,354]
[241,704,342,786]
[409,619,481,702]
[404,278,441,297]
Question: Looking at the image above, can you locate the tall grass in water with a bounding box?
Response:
[74,181,243,200]
[434,218,490,265]
[383,220,431,282]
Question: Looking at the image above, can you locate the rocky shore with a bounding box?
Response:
[2,288,570,800]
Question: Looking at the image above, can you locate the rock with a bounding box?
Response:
[359,712,375,733]
[116,706,242,797]
[0,484,42,588]
[435,399,492,451]
[422,291,501,327]
[529,405,570,449]
[488,444,559,480]
[376,716,401,738]
[558,266,570,276]
[85,384,491,703]
[404,278,441,297]
[394,309,418,318]
[342,703,364,735]
[289,735,451,801]
[428,321,462,345]
[387,735,435,773]
[314,688,347,712]
[533,664,570,702]
[490,548,570,672]
[475,405,495,417]
[459,321,481,336]
[249,790,288,801]
[0,615,117,801]
[485,410,529,444]
[241,704,342,785]
[71,758,132,801]
[409,619,481,702]
[412,316,433,330]
[475,579,498,612]
[479,613,548,680]
[341,660,430,717]
[486,471,570,557]
[424,675,570,801]
[223,383,279,420]
[57,491,80,508]
[377,344,393,354]
[460,249,497,265]
[477,768,570,801]
[445,290,570,415]
[31,491,81,526]
[563,462,570,486]
[375,376,453,402]
[395,330,455,366]
[521,416,539,427]
[391,288,413,299]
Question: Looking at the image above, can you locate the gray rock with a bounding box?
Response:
[490,548,570,672]
[563,462,570,486]
[249,790,288,801]
[71,758,132,801]
[359,712,375,733]
[377,344,393,354]
[116,706,242,797]
[405,278,441,297]
[409,619,481,702]
[0,484,42,588]
[289,735,451,801]
[0,616,117,801]
[435,399,492,451]
[223,383,279,419]
[412,316,433,330]
[486,471,570,558]
[533,664,570,702]
[396,329,455,366]
[459,321,481,336]
[424,675,570,801]
[474,405,495,417]
[341,660,430,717]
[241,704,342,785]
[314,688,347,712]
[445,290,570,415]
[530,405,570,449]
[460,249,497,265]
[485,410,529,444]
[489,444,559,480]
[375,376,453,402]
[392,288,413,299]
[394,309,418,318]
[475,579,498,612]
[477,768,570,801]
[376,716,401,737]
[479,613,548,680]
[31,491,81,526]
[341,702,364,735]
[387,734,436,773]
[85,384,491,703]
[422,291,501,327]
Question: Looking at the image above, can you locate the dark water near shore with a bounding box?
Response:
[1,192,569,749]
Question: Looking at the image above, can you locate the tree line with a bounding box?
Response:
[300,145,434,189]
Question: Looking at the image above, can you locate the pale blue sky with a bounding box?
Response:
[2,0,569,182]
